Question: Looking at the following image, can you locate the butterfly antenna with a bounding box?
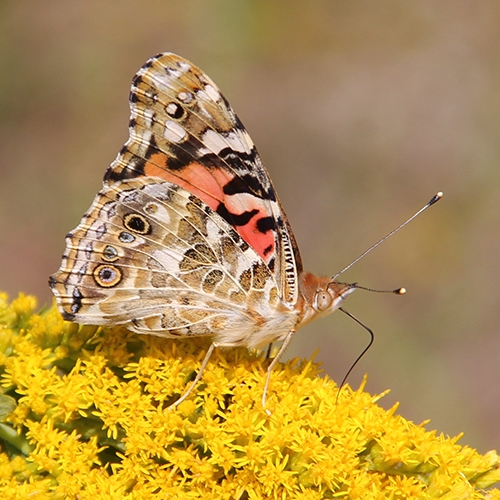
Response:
[332,192,443,281]
[336,307,374,403]
[352,284,406,295]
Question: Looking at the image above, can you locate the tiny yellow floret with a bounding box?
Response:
[0,293,498,499]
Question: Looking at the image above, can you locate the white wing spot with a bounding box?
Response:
[166,68,182,79]
[164,120,187,143]
[166,102,180,116]
[226,131,252,154]
[178,91,193,103]
[203,129,228,153]
[177,61,191,72]
[204,84,220,102]
[130,128,154,149]
[154,72,180,88]
[142,108,155,127]
[202,129,253,155]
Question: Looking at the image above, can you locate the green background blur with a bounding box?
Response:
[1,1,499,454]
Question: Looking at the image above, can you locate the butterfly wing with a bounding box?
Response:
[104,53,302,305]
[51,53,304,346]
[50,175,297,347]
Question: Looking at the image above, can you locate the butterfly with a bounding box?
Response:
[49,53,378,410]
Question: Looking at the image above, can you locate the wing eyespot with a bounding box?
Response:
[119,231,135,243]
[93,264,122,288]
[102,245,119,262]
[123,213,152,235]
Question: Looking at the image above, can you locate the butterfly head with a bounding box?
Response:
[297,272,356,328]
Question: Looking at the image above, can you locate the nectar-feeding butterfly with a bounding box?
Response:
[50,53,441,410]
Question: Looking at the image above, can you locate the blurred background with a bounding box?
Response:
[1,1,499,454]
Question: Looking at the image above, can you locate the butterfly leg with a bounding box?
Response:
[265,343,273,359]
[167,342,217,410]
[262,329,295,415]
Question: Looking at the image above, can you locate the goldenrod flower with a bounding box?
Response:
[0,292,499,498]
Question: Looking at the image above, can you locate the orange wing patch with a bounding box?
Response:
[144,155,275,263]
[144,156,223,211]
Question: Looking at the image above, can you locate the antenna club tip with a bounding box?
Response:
[395,287,406,295]
[429,192,444,205]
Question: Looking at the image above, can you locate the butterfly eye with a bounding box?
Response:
[314,290,333,312]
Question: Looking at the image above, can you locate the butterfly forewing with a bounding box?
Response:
[102,53,302,305]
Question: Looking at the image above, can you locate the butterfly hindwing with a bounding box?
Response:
[50,176,293,347]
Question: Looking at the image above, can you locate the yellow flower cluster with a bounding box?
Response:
[0,292,499,499]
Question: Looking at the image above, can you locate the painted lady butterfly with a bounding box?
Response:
[50,53,439,410]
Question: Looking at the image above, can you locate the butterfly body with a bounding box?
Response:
[50,53,355,407]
